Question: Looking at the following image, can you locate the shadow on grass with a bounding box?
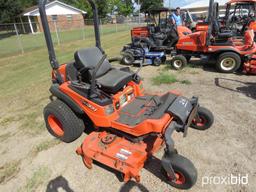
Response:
[119,181,149,192]
[46,176,74,192]
[215,77,256,99]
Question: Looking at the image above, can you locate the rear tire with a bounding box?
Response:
[162,154,197,190]
[191,107,214,131]
[216,52,241,73]
[171,55,187,70]
[44,99,85,143]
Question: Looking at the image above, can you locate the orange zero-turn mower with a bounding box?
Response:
[195,0,256,36]
[39,0,214,190]
[171,0,256,73]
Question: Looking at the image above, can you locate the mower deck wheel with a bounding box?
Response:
[216,52,241,73]
[171,55,187,70]
[122,51,135,65]
[44,99,85,143]
[162,154,197,190]
[191,107,214,131]
[154,57,162,66]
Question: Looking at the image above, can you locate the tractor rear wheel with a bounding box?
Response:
[162,154,197,190]
[44,99,85,143]
[216,52,241,73]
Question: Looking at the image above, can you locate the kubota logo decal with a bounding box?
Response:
[82,100,97,112]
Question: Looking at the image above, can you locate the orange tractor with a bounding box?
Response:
[171,0,256,74]
[196,0,256,37]
[39,0,214,190]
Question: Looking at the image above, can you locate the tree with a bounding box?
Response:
[61,0,109,18]
[20,0,38,8]
[116,0,134,16]
[0,0,23,23]
[135,0,163,12]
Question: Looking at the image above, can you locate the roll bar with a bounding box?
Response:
[39,0,59,70]
[38,0,103,73]
[87,0,103,52]
[206,0,215,46]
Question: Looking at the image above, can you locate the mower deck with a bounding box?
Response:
[76,131,163,182]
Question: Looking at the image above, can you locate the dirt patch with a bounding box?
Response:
[0,160,21,184]
[19,166,51,192]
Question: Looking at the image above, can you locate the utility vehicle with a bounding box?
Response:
[122,7,191,65]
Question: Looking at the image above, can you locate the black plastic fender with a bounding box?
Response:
[50,84,84,115]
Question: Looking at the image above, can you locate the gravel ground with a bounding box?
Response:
[0,60,255,192]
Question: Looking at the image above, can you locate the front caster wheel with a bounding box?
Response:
[162,154,197,190]
[171,55,187,70]
[191,106,214,130]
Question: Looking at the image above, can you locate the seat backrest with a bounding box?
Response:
[212,20,220,36]
[74,47,111,81]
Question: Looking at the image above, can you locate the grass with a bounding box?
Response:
[21,166,51,192]
[0,160,21,184]
[0,23,131,58]
[152,72,192,85]
[32,139,61,156]
[0,116,17,126]
[152,73,178,85]
[0,132,12,142]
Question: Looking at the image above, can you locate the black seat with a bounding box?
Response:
[213,20,233,39]
[74,47,133,94]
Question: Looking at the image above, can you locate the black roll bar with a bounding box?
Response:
[39,0,64,84]
[38,0,104,73]
[87,0,103,53]
[206,0,215,46]
[39,0,59,70]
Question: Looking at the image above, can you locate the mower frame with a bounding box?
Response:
[39,0,214,189]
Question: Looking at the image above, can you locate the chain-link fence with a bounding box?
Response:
[0,17,144,58]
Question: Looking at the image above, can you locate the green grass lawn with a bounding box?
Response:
[0,23,131,58]
[0,30,130,134]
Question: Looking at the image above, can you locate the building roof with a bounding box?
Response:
[182,0,228,9]
[146,7,170,14]
[23,0,87,16]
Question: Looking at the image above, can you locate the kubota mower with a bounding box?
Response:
[196,0,256,38]
[172,0,256,73]
[121,7,191,65]
[39,0,214,190]
[224,0,256,38]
